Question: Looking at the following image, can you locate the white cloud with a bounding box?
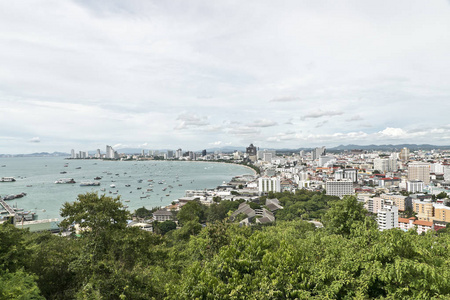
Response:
[29,137,40,143]
[247,119,278,128]
[377,127,407,138]
[174,113,209,130]
[269,96,300,102]
[301,110,344,120]
[1,1,450,153]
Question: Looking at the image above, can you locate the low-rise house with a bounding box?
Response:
[265,198,283,213]
[153,209,173,222]
[398,217,434,234]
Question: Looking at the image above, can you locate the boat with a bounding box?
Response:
[178,184,182,186]
[60,171,67,174]
[0,177,16,182]
[94,176,102,180]
[137,187,142,190]
[55,178,76,184]
[100,188,106,191]
[110,184,116,188]
[124,200,130,202]
[137,179,143,183]
[76,167,81,169]
[80,181,100,187]
[125,184,131,187]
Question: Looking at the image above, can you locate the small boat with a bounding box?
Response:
[137,187,142,190]
[60,171,67,174]
[0,177,16,182]
[124,200,130,202]
[76,167,81,169]
[94,176,102,180]
[125,184,131,187]
[110,184,116,188]
[55,178,76,184]
[80,181,100,187]
[26,185,32,187]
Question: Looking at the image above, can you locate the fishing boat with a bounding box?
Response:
[80,181,100,187]
[55,178,76,184]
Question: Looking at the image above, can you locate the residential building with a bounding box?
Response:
[399,147,410,162]
[258,176,281,195]
[407,180,424,193]
[152,209,174,222]
[312,147,326,160]
[377,205,398,231]
[413,199,434,221]
[325,179,354,198]
[434,204,450,222]
[408,162,430,185]
[380,194,411,211]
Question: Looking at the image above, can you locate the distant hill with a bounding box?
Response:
[329,144,450,151]
[0,152,69,157]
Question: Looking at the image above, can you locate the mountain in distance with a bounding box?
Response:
[329,144,450,151]
[0,152,69,158]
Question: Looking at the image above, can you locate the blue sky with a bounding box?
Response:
[1,0,450,153]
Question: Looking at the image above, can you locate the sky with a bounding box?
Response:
[1,0,450,154]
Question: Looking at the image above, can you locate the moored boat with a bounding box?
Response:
[80,181,101,187]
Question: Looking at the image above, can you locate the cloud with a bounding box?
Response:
[29,137,40,143]
[377,127,407,138]
[269,96,300,102]
[247,119,278,128]
[315,120,328,128]
[227,127,261,136]
[210,141,223,146]
[346,115,363,122]
[174,113,209,130]
[301,110,343,120]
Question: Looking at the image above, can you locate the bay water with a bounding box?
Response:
[0,157,253,220]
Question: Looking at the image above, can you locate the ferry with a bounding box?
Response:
[80,181,100,187]
[55,178,76,184]
[0,177,16,182]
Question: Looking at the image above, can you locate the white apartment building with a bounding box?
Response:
[377,205,398,231]
[407,180,424,193]
[408,162,430,185]
[325,179,354,198]
[374,158,397,173]
[258,177,281,195]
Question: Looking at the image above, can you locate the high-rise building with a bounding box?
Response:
[201,149,207,156]
[175,149,182,159]
[408,162,430,185]
[399,147,410,162]
[71,149,75,159]
[312,147,326,160]
[167,150,174,158]
[95,149,101,158]
[246,144,257,156]
[106,145,115,159]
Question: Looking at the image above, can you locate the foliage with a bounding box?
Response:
[60,192,129,233]
[157,220,177,235]
[176,200,206,225]
[437,191,448,199]
[135,206,152,219]
[4,192,450,299]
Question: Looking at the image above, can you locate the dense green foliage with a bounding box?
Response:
[2,192,450,299]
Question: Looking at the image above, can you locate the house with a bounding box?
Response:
[398,217,434,234]
[265,198,283,212]
[153,209,173,222]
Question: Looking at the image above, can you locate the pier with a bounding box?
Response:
[0,197,15,216]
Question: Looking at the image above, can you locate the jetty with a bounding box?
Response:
[0,197,15,216]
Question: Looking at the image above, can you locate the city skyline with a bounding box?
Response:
[1,1,450,154]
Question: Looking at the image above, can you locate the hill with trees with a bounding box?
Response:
[1,191,450,299]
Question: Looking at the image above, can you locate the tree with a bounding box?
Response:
[135,206,152,219]
[437,191,448,199]
[60,192,129,234]
[322,195,375,236]
[176,200,206,225]
[157,220,177,235]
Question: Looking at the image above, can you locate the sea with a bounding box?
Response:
[0,157,254,220]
